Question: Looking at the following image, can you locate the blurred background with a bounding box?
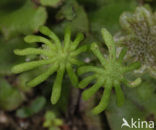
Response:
[0,0,156,130]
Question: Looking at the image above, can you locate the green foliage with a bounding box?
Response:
[16,67,49,92]
[40,0,62,7]
[54,0,89,34]
[0,78,24,111]
[106,74,156,130]
[78,28,141,114]
[16,96,46,118]
[12,26,88,104]
[106,95,151,130]
[0,0,155,124]
[0,37,30,75]
[125,74,156,116]
[88,0,137,41]
[43,111,63,130]
[119,6,156,77]
[0,0,47,39]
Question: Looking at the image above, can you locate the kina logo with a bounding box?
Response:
[121,118,154,129]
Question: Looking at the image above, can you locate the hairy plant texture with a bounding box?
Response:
[78,28,141,114]
[119,6,156,75]
[12,26,87,104]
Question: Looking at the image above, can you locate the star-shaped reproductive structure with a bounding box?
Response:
[78,28,141,114]
[12,26,87,104]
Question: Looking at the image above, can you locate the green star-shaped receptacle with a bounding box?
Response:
[78,28,141,114]
[12,26,87,104]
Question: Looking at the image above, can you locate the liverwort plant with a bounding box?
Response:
[119,6,156,76]
[78,28,141,114]
[12,26,87,104]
